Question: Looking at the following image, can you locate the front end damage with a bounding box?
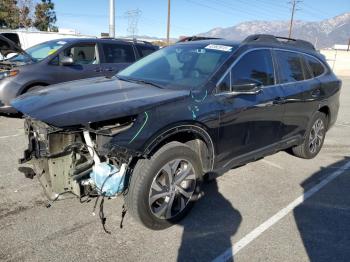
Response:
[19,117,139,202]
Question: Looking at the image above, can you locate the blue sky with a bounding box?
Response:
[54,0,350,38]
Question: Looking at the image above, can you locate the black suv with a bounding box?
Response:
[0,36,158,113]
[12,34,341,230]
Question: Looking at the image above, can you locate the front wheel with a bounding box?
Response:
[125,141,202,230]
[292,111,327,159]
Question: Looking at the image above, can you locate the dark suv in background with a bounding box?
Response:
[13,34,341,230]
[0,36,158,113]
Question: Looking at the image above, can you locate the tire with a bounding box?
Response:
[292,111,327,159]
[125,141,203,230]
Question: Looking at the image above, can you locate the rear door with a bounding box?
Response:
[215,49,285,166]
[273,49,318,140]
[48,42,103,83]
[99,42,136,77]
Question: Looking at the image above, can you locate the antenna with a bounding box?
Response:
[124,9,142,39]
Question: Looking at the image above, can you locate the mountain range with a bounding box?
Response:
[198,12,350,48]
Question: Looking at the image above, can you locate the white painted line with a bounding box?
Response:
[261,159,284,170]
[212,160,350,262]
[336,123,350,128]
[0,133,22,139]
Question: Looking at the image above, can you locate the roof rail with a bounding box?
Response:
[99,37,153,45]
[177,36,222,43]
[242,34,315,51]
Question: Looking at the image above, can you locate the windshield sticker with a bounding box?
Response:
[48,49,57,55]
[57,41,67,45]
[205,44,232,52]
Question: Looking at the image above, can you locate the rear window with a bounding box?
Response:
[304,55,325,77]
[275,50,304,83]
[136,45,157,58]
[102,43,135,63]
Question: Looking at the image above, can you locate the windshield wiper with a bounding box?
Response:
[117,76,163,89]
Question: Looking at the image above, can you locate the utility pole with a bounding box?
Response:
[288,0,301,38]
[347,38,350,52]
[166,0,171,45]
[109,0,115,38]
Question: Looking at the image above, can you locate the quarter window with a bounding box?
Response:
[231,49,275,87]
[102,43,135,63]
[305,56,325,77]
[275,50,304,83]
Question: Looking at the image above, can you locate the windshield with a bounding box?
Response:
[9,40,67,63]
[117,43,236,89]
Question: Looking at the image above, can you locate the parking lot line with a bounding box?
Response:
[0,134,22,139]
[336,123,350,128]
[212,160,350,262]
[261,159,284,170]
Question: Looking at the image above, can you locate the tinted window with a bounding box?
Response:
[217,73,231,93]
[275,50,304,83]
[102,43,135,63]
[136,45,157,58]
[305,56,325,77]
[231,49,275,87]
[60,44,97,65]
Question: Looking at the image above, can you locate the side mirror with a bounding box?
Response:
[61,56,74,66]
[231,79,263,95]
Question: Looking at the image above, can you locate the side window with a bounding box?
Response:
[102,43,135,63]
[60,44,98,65]
[217,73,231,93]
[136,45,157,58]
[305,56,325,77]
[300,55,313,80]
[231,49,275,88]
[275,50,304,83]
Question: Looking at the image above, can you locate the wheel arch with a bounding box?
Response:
[21,82,49,95]
[143,124,215,173]
[318,105,331,129]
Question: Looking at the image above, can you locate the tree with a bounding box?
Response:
[0,0,20,29]
[17,0,34,28]
[34,0,57,32]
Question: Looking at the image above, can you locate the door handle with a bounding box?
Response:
[94,68,102,72]
[273,97,285,105]
[103,68,115,72]
[311,89,321,98]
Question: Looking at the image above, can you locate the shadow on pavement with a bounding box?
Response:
[294,157,350,262]
[177,179,242,262]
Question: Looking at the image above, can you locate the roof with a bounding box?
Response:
[176,39,240,47]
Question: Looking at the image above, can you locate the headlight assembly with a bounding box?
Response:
[0,70,19,80]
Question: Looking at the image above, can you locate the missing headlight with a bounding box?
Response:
[88,116,135,136]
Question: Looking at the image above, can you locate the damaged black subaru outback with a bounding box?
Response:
[12,35,341,230]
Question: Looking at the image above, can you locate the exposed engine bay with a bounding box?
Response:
[19,117,139,202]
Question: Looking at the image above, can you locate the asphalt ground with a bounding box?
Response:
[0,77,349,262]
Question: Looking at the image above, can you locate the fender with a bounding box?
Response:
[143,124,215,170]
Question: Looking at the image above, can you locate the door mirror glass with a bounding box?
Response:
[231,78,262,94]
[61,56,74,66]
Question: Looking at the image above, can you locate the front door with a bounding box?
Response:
[49,42,103,84]
[215,49,285,168]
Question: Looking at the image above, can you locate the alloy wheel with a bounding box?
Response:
[148,159,196,219]
[309,118,325,154]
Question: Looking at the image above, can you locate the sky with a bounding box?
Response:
[53,0,350,38]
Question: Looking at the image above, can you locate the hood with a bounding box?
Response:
[11,77,190,127]
[0,34,28,57]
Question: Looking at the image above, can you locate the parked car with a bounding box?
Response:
[12,34,341,230]
[0,35,158,113]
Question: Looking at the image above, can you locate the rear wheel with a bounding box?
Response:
[125,141,202,230]
[292,111,327,159]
